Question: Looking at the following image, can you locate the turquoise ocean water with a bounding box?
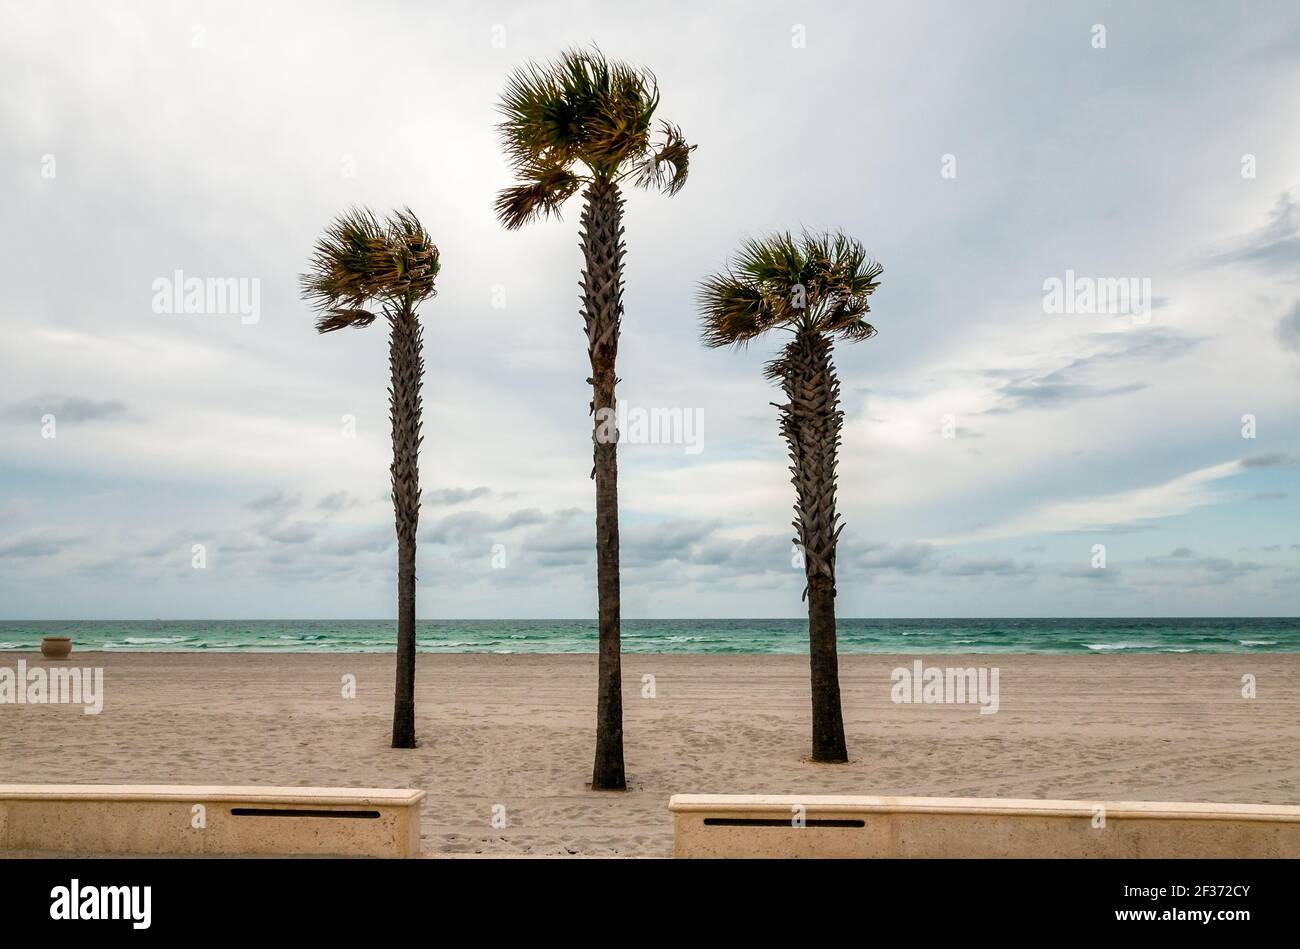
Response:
[0,618,1297,654]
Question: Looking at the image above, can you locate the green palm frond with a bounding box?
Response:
[301,206,439,332]
[495,46,693,227]
[697,273,779,348]
[300,207,387,332]
[698,230,883,349]
[498,61,572,165]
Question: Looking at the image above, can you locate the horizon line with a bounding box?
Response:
[4,616,1298,623]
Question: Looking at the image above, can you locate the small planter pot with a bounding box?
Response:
[41,637,72,660]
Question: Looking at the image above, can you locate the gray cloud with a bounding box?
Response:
[138,532,193,559]
[1277,301,1300,353]
[3,396,132,424]
[422,508,550,545]
[267,521,318,544]
[1208,190,1300,273]
[996,380,1146,410]
[316,491,362,512]
[0,528,84,559]
[693,534,791,570]
[940,556,1033,577]
[319,527,393,556]
[0,538,65,559]
[1241,454,1296,468]
[1058,565,1122,581]
[852,542,939,574]
[1240,25,1300,63]
[246,490,301,514]
[1145,553,1264,581]
[525,525,596,559]
[426,486,491,506]
[980,329,1202,415]
[622,521,719,567]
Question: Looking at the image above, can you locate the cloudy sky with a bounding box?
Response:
[2,1,1299,620]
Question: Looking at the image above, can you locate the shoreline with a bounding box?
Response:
[4,651,1299,856]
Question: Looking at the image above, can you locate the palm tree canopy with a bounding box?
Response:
[698,230,883,355]
[301,207,440,332]
[495,46,694,229]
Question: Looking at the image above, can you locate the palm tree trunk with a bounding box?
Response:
[581,178,626,790]
[389,306,423,749]
[778,327,849,763]
[806,573,846,761]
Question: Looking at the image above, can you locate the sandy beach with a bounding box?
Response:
[3,651,1299,857]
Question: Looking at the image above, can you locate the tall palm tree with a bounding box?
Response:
[301,207,439,749]
[698,231,883,763]
[495,47,694,790]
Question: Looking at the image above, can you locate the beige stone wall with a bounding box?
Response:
[0,785,424,857]
[670,794,1300,858]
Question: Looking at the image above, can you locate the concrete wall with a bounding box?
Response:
[0,784,424,857]
[669,794,1300,858]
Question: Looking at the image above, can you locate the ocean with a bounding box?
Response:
[1,618,1298,654]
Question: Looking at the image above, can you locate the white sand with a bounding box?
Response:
[2,651,1298,856]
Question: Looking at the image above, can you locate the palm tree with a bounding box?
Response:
[698,231,883,763]
[495,47,694,790]
[301,207,439,749]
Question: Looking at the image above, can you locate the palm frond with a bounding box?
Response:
[697,272,779,348]
[733,232,804,287]
[574,54,658,171]
[315,307,378,333]
[385,207,440,301]
[495,45,690,224]
[697,230,884,347]
[626,121,695,195]
[494,160,583,230]
[301,207,439,332]
[497,60,574,166]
